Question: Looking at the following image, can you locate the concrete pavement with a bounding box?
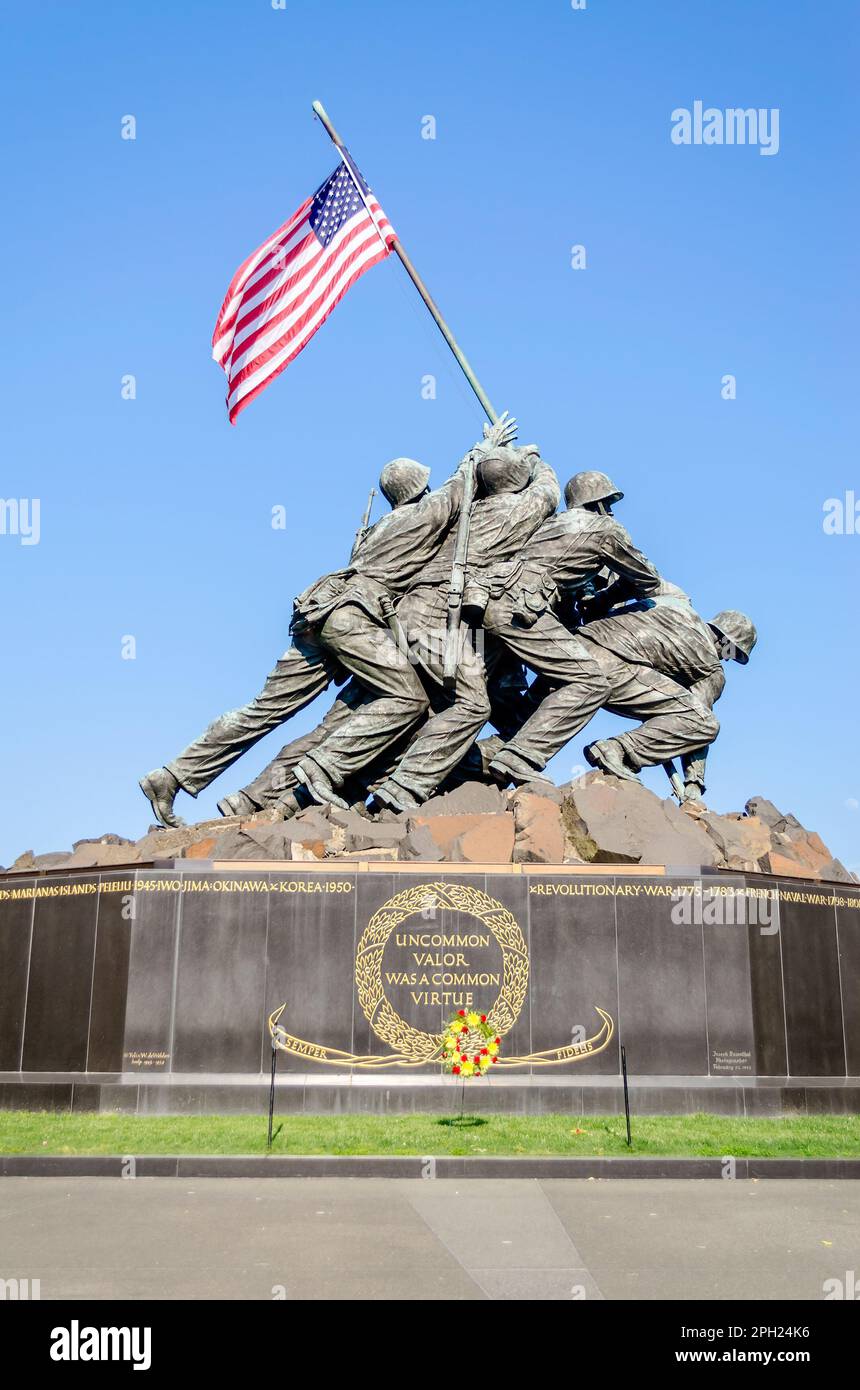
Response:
[0,1178,857,1300]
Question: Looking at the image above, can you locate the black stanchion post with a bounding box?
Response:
[621,1042,632,1148]
[267,1038,278,1151]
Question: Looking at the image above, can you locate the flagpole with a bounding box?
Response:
[311,100,498,425]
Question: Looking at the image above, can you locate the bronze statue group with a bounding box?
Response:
[140,413,756,829]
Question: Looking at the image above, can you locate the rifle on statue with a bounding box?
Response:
[352,486,376,558]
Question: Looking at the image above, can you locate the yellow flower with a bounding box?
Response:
[487,1042,499,1056]
[479,1055,491,1070]
[466,1011,481,1028]
[461,1061,475,1076]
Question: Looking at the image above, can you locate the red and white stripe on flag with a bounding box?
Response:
[212,157,395,423]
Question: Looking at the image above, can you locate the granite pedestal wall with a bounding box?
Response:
[0,862,858,1115]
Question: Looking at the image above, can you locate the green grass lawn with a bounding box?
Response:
[1,1111,858,1158]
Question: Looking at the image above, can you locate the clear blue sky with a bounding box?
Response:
[2,0,858,870]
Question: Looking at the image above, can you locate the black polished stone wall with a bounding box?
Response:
[22,877,100,1072]
[0,869,857,1084]
[266,873,357,1074]
[0,881,34,1071]
[527,878,619,1076]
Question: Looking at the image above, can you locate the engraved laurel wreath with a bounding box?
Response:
[268,881,614,1069]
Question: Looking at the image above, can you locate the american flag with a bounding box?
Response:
[212,154,395,423]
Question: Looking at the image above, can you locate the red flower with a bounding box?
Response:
[473,1055,481,1064]
[452,1065,460,1074]
[492,1057,498,1064]
[461,1025,468,1033]
[481,1048,488,1056]
[495,1037,500,1045]
[458,1010,466,1017]
[480,1015,487,1023]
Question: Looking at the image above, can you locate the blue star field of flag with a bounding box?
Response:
[309,154,373,248]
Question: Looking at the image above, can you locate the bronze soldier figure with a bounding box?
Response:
[139,432,497,827]
[474,469,664,785]
[581,605,757,796]
[366,440,560,811]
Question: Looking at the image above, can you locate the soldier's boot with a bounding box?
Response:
[475,735,505,779]
[293,758,350,811]
[682,779,706,805]
[583,739,641,784]
[372,778,423,814]
[487,746,546,788]
[139,768,184,829]
[217,791,259,818]
[275,787,317,819]
[218,787,313,820]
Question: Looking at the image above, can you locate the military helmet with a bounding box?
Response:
[379,458,431,507]
[564,470,624,510]
[709,610,757,664]
[478,446,532,495]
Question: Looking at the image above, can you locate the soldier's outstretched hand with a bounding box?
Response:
[482,409,518,449]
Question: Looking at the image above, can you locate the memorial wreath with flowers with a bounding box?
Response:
[440,1008,501,1077]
